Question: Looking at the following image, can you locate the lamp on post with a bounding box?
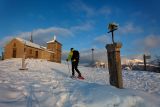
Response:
[1,47,4,60]
[91,48,94,64]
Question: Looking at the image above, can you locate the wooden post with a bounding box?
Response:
[91,48,94,65]
[143,54,147,71]
[106,42,123,88]
[19,51,28,70]
[111,31,115,44]
[2,52,4,60]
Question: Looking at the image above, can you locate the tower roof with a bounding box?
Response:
[47,39,56,44]
[47,40,62,45]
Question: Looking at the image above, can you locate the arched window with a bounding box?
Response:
[13,43,16,47]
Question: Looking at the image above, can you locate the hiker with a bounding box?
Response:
[66,48,83,79]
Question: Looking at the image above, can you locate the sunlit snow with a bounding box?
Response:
[0,58,159,107]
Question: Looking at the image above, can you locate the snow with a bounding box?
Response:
[15,38,54,53]
[0,58,160,107]
[16,38,42,49]
[47,40,56,44]
[47,35,56,44]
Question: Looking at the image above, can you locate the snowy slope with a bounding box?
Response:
[0,59,159,107]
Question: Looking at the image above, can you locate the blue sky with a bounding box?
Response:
[0,0,160,60]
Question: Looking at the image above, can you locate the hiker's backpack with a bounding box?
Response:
[72,50,79,61]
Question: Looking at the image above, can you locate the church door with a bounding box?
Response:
[35,51,38,58]
[12,48,16,58]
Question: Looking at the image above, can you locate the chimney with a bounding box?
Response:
[30,32,33,43]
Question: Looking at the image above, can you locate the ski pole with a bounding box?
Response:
[66,61,71,76]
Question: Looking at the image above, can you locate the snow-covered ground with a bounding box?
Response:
[0,58,159,107]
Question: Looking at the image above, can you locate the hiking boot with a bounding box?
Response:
[70,75,76,78]
[77,76,84,79]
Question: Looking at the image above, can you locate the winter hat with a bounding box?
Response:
[70,48,74,51]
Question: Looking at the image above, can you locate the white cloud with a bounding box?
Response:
[0,21,96,48]
[99,6,111,16]
[119,22,143,35]
[0,36,15,48]
[70,1,111,18]
[17,27,73,40]
[30,27,73,45]
[70,22,94,32]
[71,23,92,31]
[0,27,73,47]
[70,0,94,17]
[136,35,160,49]
[33,27,73,37]
[143,35,160,49]
[93,34,112,45]
[131,34,160,56]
